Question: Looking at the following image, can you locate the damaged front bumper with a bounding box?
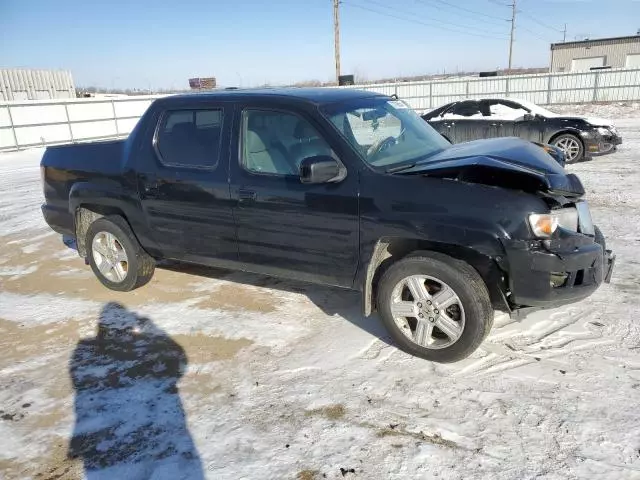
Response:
[584,132,623,156]
[503,229,615,315]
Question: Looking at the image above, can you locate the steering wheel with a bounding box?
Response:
[367,136,396,157]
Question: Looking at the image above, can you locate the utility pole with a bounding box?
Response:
[562,23,567,42]
[507,0,517,70]
[333,0,341,84]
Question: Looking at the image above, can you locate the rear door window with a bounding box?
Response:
[442,101,484,119]
[484,100,529,120]
[155,109,223,168]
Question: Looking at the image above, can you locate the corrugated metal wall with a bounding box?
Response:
[0,69,76,101]
[551,37,640,72]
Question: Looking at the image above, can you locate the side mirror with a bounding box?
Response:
[522,113,535,121]
[299,156,345,184]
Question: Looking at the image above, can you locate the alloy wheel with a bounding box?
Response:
[91,231,129,283]
[389,274,465,349]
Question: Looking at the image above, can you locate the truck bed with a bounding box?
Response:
[41,139,128,236]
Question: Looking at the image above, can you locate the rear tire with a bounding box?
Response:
[86,215,155,291]
[377,253,493,363]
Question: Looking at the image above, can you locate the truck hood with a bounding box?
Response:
[404,137,585,197]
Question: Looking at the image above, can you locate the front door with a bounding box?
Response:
[137,105,238,262]
[481,99,544,142]
[228,105,359,287]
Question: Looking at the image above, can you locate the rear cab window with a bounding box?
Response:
[154,109,223,169]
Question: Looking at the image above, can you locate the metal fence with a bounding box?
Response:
[0,96,164,150]
[343,67,640,112]
[1,68,639,151]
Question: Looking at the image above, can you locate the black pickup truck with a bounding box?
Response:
[41,88,615,362]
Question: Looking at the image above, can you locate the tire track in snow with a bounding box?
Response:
[453,308,612,377]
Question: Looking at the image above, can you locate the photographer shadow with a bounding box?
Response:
[68,302,204,479]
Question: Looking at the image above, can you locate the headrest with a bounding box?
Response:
[246,130,268,153]
[294,120,317,140]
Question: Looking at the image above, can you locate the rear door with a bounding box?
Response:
[136,103,238,262]
[441,100,491,143]
[228,102,359,287]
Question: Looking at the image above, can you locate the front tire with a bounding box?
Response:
[377,253,493,363]
[86,215,155,291]
[552,133,584,164]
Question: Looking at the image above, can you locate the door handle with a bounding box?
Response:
[144,182,160,195]
[238,189,257,203]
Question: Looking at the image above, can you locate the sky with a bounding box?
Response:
[1,0,639,89]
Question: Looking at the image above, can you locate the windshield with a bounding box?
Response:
[322,97,450,170]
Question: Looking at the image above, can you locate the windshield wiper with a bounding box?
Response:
[385,163,416,173]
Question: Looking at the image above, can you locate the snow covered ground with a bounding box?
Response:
[1,105,639,480]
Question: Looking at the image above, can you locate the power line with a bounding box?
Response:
[363,0,509,36]
[412,0,508,27]
[518,24,555,43]
[519,10,564,33]
[417,0,510,22]
[343,2,509,39]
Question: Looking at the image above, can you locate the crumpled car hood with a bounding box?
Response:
[405,137,585,197]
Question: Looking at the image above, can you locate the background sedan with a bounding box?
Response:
[422,98,622,163]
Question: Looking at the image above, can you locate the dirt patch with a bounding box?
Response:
[297,470,321,480]
[305,404,346,421]
[174,333,253,364]
[0,440,83,480]
[0,317,82,366]
[0,235,278,313]
[194,284,277,313]
[180,374,223,397]
[33,440,83,480]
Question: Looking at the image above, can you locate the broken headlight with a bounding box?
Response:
[529,207,578,238]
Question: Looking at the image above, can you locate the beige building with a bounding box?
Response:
[550,35,640,72]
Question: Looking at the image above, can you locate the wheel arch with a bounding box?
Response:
[362,237,509,317]
[69,182,157,258]
[74,205,130,257]
[547,129,584,148]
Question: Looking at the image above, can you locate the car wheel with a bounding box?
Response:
[552,134,584,164]
[86,215,155,291]
[376,252,493,363]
